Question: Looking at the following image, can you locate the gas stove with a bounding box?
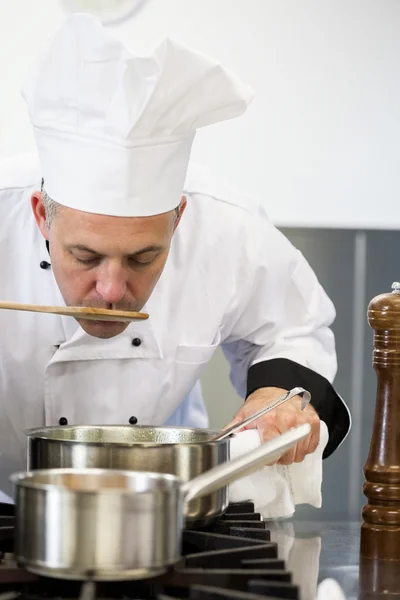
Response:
[0,500,300,600]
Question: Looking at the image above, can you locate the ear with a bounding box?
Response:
[31,192,49,240]
[173,195,187,231]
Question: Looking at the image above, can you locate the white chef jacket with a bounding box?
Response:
[0,153,351,499]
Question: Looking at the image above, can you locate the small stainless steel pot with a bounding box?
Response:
[12,424,310,581]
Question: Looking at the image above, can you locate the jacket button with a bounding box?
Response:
[132,338,142,347]
[40,261,51,270]
[59,417,68,426]
[129,416,138,425]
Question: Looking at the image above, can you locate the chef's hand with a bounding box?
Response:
[225,387,320,465]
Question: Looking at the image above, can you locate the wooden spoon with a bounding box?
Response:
[0,301,148,322]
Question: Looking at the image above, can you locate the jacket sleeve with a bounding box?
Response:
[220,212,351,458]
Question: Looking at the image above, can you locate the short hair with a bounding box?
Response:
[41,178,59,228]
[40,178,180,228]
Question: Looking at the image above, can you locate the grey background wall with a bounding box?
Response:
[201,228,400,521]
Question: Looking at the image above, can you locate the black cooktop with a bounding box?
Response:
[0,501,299,600]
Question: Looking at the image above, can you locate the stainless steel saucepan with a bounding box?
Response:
[25,387,311,526]
[11,423,310,582]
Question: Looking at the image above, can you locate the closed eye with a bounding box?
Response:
[74,255,101,265]
[129,252,159,266]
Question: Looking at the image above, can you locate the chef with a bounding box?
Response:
[0,14,350,500]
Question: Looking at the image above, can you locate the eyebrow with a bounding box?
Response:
[66,244,164,258]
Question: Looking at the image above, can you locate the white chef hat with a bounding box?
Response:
[21,14,254,217]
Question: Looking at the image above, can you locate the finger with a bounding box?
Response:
[256,409,297,451]
[274,410,303,465]
[256,423,283,464]
[289,412,311,462]
[221,419,239,431]
[258,422,281,443]
[258,414,300,465]
[307,417,321,454]
[221,411,246,431]
[278,444,297,465]
[292,413,320,462]
[273,407,297,436]
[254,408,296,451]
[293,433,313,463]
[242,420,258,430]
[257,414,282,442]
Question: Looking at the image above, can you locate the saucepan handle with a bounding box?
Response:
[181,423,311,505]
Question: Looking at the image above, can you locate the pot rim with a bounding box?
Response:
[10,467,181,494]
[24,424,231,447]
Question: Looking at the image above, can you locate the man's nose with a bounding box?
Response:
[95,264,127,305]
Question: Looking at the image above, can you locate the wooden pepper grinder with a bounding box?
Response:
[361,282,400,559]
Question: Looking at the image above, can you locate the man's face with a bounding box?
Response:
[32,193,185,339]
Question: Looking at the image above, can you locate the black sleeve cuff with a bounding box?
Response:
[246,358,351,459]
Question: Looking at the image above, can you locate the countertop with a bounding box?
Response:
[267,520,400,600]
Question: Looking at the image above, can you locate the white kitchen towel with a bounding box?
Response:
[229,421,329,519]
